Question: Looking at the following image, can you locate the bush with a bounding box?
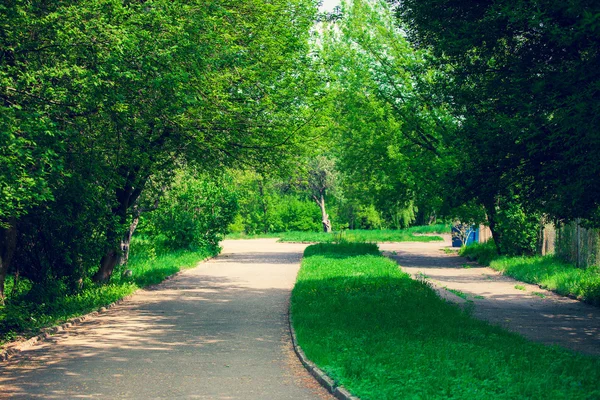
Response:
[495,198,540,256]
[459,241,499,266]
[140,170,238,252]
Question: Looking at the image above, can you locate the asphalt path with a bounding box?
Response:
[0,239,332,399]
[381,237,600,356]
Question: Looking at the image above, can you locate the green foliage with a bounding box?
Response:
[394,0,600,225]
[405,223,450,234]
[291,242,600,399]
[316,0,448,229]
[459,241,500,266]
[1,0,321,289]
[275,196,322,232]
[139,171,237,252]
[494,197,540,256]
[353,205,384,230]
[229,171,324,234]
[12,177,115,289]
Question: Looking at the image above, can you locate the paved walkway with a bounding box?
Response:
[380,237,600,356]
[0,239,332,399]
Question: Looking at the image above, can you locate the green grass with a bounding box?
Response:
[0,248,216,345]
[222,231,282,240]
[447,288,469,299]
[460,241,600,306]
[226,226,446,243]
[291,242,600,399]
[459,241,499,266]
[488,256,600,305]
[514,285,526,291]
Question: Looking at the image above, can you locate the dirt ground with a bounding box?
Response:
[381,236,600,356]
[0,239,332,399]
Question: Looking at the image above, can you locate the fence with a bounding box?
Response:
[553,220,600,268]
[478,221,599,268]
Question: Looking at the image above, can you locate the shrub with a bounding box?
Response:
[140,170,238,252]
[459,241,499,266]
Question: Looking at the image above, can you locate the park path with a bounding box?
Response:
[0,239,332,399]
[381,237,600,356]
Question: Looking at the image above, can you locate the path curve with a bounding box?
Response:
[0,239,332,399]
[380,238,600,356]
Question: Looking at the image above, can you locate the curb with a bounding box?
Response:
[288,313,360,400]
[0,294,133,362]
[0,254,217,362]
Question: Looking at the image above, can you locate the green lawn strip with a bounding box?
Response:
[226,227,445,243]
[460,241,600,305]
[0,248,215,345]
[224,232,282,240]
[291,242,600,400]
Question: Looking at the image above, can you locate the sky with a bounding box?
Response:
[319,0,341,12]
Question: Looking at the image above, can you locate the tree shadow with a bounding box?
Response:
[0,273,305,399]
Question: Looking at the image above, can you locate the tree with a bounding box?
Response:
[1,0,323,294]
[307,155,337,232]
[394,0,600,232]
[316,0,450,228]
[138,169,238,252]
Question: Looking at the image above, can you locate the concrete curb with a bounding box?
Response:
[288,312,360,400]
[0,293,134,362]
[0,254,217,362]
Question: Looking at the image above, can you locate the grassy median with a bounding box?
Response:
[291,242,600,399]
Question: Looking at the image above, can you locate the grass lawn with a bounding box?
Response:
[460,241,600,305]
[0,247,216,345]
[226,224,449,243]
[291,242,600,399]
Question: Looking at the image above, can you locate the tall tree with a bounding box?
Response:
[317,0,450,226]
[394,0,600,230]
[1,0,322,292]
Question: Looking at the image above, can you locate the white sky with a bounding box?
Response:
[319,0,341,12]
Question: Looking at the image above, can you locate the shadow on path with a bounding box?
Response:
[0,239,331,400]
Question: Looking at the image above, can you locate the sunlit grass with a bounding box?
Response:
[226,225,449,243]
[489,256,600,305]
[291,242,600,399]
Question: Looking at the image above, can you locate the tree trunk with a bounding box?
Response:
[314,193,332,233]
[483,201,502,255]
[93,249,120,283]
[93,168,146,283]
[257,179,269,234]
[120,213,140,266]
[0,219,18,304]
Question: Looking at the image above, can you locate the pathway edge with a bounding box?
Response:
[0,254,217,362]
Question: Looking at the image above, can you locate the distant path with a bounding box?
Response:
[381,237,600,356]
[0,239,332,399]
